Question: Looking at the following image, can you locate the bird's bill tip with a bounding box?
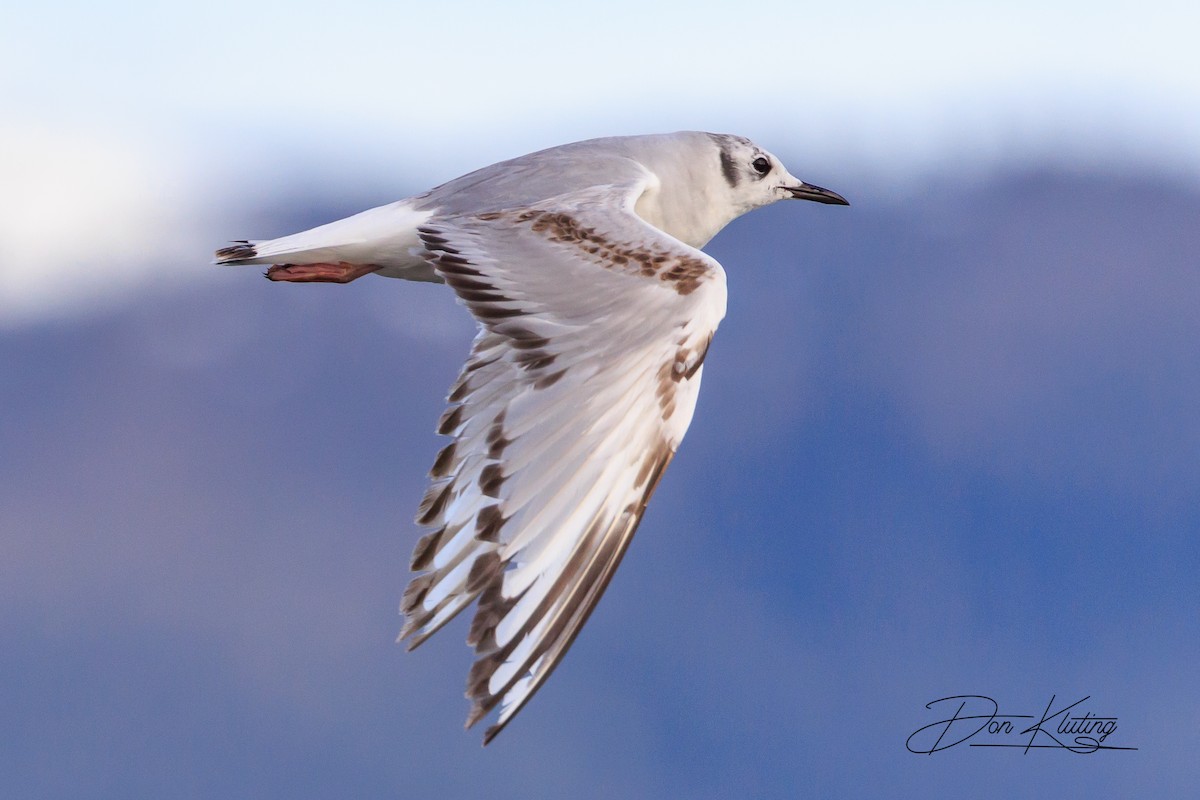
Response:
[784,183,850,206]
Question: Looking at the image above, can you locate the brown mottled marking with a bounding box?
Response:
[534,369,566,390]
[486,415,510,459]
[448,376,471,402]
[409,529,442,571]
[472,304,525,321]
[401,573,434,616]
[437,252,473,267]
[659,258,709,295]
[656,338,711,420]
[506,209,712,295]
[655,361,673,416]
[435,259,484,278]
[466,551,502,594]
[464,352,500,374]
[515,350,557,371]
[442,274,493,292]
[456,288,511,304]
[429,441,458,478]
[505,328,551,350]
[437,404,464,435]
[465,656,502,724]
[467,585,520,652]
[417,228,451,245]
[475,505,505,542]
[479,463,505,497]
[416,480,452,525]
[488,435,510,459]
[656,360,672,389]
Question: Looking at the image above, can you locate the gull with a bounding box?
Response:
[214,131,847,743]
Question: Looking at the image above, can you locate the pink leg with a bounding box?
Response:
[265,262,381,283]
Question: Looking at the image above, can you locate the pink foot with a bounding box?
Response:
[265,262,381,283]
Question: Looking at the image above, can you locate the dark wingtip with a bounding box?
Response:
[482,722,503,746]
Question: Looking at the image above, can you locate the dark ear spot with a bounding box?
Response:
[707,133,740,188]
[719,146,739,187]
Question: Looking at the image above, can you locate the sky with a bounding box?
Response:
[3,2,1199,797]
[4,0,1200,322]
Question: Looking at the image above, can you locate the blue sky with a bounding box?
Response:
[3,2,1199,797]
[5,179,1197,796]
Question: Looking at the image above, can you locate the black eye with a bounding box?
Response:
[751,156,771,175]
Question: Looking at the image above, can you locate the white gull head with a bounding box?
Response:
[622,131,848,247]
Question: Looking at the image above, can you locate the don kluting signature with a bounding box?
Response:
[906,695,1138,755]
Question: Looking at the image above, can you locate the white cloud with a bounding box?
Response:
[0,124,204,326]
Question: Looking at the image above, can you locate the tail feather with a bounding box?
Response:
[214,241,258,263]
[212,200,436,276]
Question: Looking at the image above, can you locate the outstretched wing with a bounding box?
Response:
[400,179,727,743]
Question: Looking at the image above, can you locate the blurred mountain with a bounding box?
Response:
[2,167,1197,798]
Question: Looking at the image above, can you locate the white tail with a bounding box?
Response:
[213,200,435,278]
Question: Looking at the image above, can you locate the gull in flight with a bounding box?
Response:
[215,132,847,743]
